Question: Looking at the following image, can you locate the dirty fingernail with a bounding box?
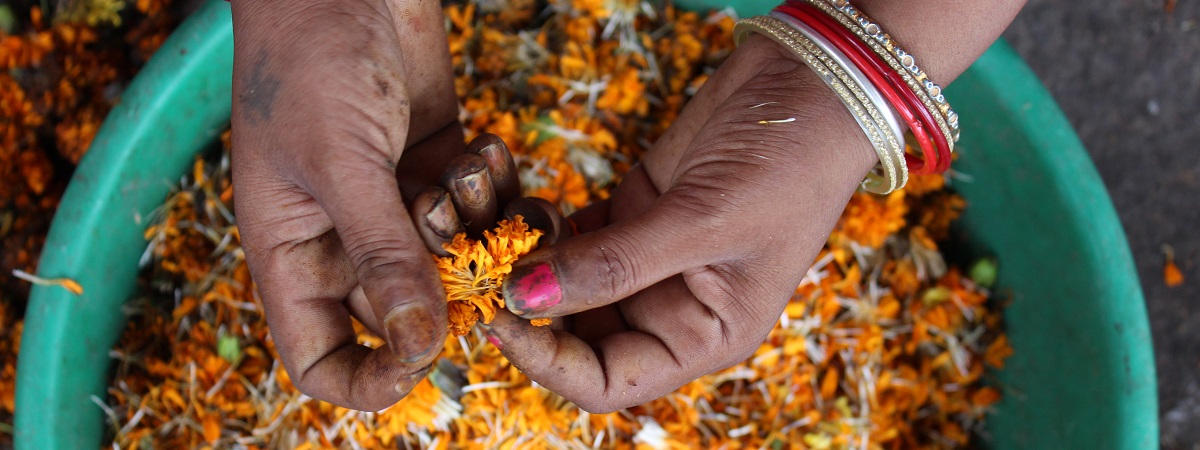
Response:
[470,134,519,201]
[441,154,493,210]
[503,262,562,316]
[504,199,554,236]
[425,190,462,239]
[385,303,437,363]
[395,364,433,394]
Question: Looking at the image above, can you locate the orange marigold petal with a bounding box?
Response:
[447,301,479,337]
[1165,260,1184,287]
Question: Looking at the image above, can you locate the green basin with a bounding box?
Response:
[14,0,1157,448]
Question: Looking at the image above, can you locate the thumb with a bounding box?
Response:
[310,164,449,363]
[501,171,723,318]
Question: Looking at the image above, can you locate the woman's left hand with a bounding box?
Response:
[480,0,1024,411]
[481,34,877,413]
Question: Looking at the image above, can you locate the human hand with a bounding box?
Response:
[478,35,875,412]
[228,0,515,411]
[483,0,1023,412]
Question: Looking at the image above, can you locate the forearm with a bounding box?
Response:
[731,0,1028,177]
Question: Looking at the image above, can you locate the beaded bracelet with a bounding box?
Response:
[734,16,908,193]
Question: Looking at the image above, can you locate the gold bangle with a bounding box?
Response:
[768,11,908,191]
[735,16,907,193]
[803,0,960,149]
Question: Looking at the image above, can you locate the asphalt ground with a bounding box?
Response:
[1003,0,1200,446]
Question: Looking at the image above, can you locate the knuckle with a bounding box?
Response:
[595,233,642,299]
[661,184,733,237]
[340,227,423,282]
[573,397,620,414]
[304,119,403,181]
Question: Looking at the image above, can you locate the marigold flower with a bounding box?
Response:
[436,216,546,336]
[836,190,908,248]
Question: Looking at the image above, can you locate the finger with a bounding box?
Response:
[468,133,521,204]
[282,322,435,411]
[396,122,466,202]
[411,186,463,256]
[244,228,438,410]
[564,302,628,346]
[348,188,460,338]
[503,197,564,244]
[441,154,498,236]
[485,284,763,413]
[565,199,606,235]
[307,161,447,365]
[346,286,381,335]
[501,166,704,319]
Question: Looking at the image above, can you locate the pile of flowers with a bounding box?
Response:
[0,1,177,444]
[95,0,1012,448]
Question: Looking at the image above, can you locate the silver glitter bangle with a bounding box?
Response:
[771,11,906,159]
[734,15,907,193]
[809,0,960,147]
[769,11,908,192]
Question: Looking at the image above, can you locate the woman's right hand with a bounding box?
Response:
[231,0,464,411]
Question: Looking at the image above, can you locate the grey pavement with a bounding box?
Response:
[1004,0,1200,447]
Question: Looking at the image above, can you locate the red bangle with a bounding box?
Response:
[777,1,948,174]
[775,1,951,174]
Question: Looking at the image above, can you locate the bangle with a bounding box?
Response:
[769,12,905,153]
[775,1,949,174]
[764,13,909,190]
[771,7,938,175]
[734,16,907,193]
[800,0,959,168]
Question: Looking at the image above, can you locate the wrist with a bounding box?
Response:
[740,34,882,181]
[851,0,1027,85]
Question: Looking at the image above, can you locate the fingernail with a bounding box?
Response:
[441,155,492,210]
[503,262,562,315]
[476,145,510,178]
[384,303,438,363]
[471,134,519,200]
[504,200,553,235]
[425,191,462,239]
[454,170,491,209]
[476,321,500,349]
[395,364,433,394]
[485,333,503,350]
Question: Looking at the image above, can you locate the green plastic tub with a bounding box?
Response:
[14,0,1157,448]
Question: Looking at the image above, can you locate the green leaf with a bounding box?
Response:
[969,257,999,289]
[922,286,953,306]
[217,333,241,365]
[0,5,16,35]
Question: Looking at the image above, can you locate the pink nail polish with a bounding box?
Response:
[486,333,503,350]
[504,262,562,314]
